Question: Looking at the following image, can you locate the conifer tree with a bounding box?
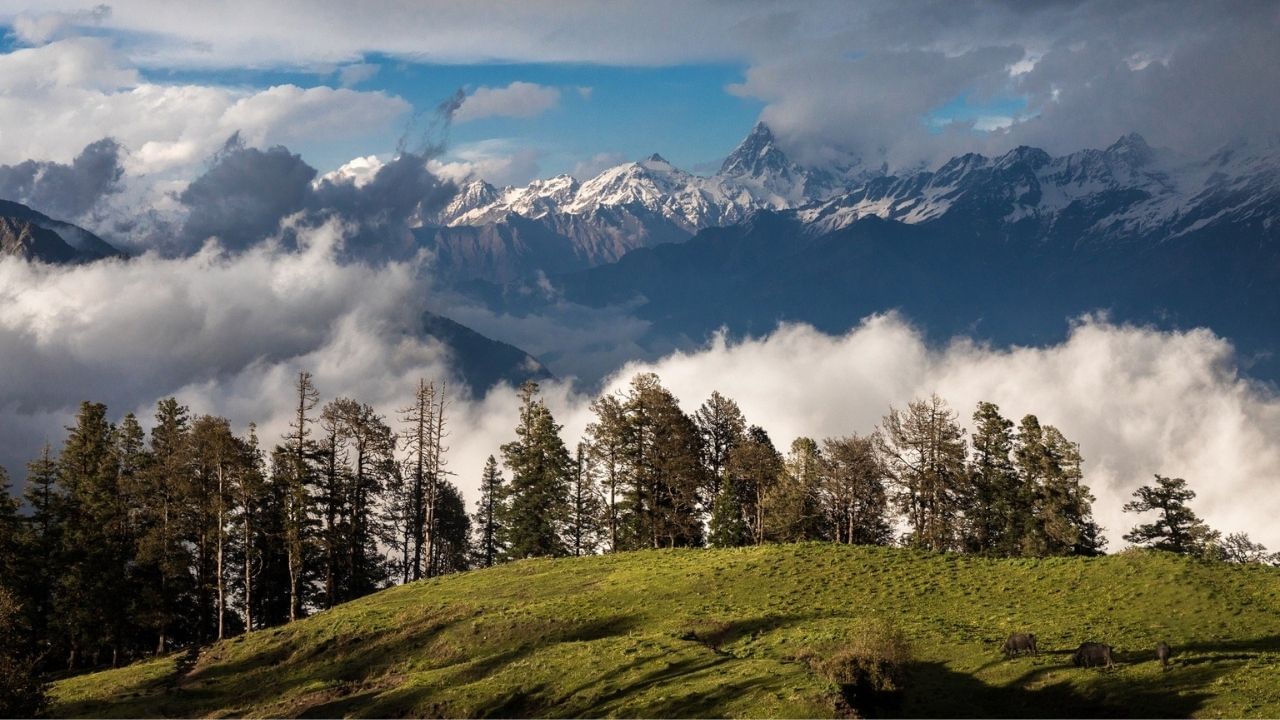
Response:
[620,374,706,549]
[232,424,268,632]
[965,402,1018,555]
[585,394,627,552]
[471,455,505,568]
[1123,475,1218,554]
[499,381,571,559]
[728,425,783,546]
[283,371,319,622]
[0,468,22,600]
[767,437,827,542]
[707,477,750,548]
[429,481,470,575]
[136,398,194,654]
[567,443,603,556]
[694,391,746,502]
[21,445,61,656]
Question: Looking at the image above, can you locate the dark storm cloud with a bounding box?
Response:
[0,138,124,220]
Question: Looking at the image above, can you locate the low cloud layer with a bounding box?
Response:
[3,230,1277,550]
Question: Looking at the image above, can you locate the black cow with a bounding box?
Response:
[1003,632,1038,659]
[1156,641,1172,670]
[1073,642,1115,668]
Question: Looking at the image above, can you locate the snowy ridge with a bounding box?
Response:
[434,123,861,232]
[798,134,1280,241]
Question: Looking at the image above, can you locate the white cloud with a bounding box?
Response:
[571,152,626,180]
[337,62,380,88]
[452,81,561,123]
[0,38,408,178]
[428,139,542,186]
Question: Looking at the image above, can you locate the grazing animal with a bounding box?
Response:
[1002,632,1038,659]
[1156,641,1172,670]
[1073,642,1115,668]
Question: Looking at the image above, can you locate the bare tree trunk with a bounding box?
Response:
[243,512,253,632]
[216,463,226,641]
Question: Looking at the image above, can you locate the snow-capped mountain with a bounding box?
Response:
[797,134,1280,243]
[424,123,863,282]
[437,124,866,230]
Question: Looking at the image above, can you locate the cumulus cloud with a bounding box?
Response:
[429,139,542,187]
[164,135,452,255]
[452,82,561,123]
[0,137,124,220]
[0,38,408,177]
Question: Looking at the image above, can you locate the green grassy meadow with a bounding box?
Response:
[49,545,1280,718]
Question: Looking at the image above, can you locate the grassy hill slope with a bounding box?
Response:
[50,545,1280,718]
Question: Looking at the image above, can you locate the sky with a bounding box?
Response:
[1,1,1279,549]
[1,1,1276,187]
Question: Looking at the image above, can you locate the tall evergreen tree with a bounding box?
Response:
[567,443,603,556]
[618,374,706,549]
[136,398,194,654]
[283,371,320,622]
[56,401,126,667]
[875,394,968,551]
[21,444,62,661]
[964,402,1019,555]
[707,477,750,548]
[585,394,627,552]
[766,437,827,542]
[498,382,571,559]
[471,455,505,568]
[820,435,892,546]
[429,481,470,575]
[1123,475,1218,554]
[694,391,746,503]
[728,425,782,546]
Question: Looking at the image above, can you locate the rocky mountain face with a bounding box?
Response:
[421,123,865,283]
[0,199,124,263]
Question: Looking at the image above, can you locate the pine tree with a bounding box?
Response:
[875,394,968,551]
[585,394,627,552]
[965,402,1018,555]
[498,381,570,559]
[429,481,470,575]
[56,401,126,667]
[283,371,320,622]
[707,477,750,548]
[619,374,706,549]
[136,398,195,654]
[399,380,436,580]
[820,435,892,546]
[1042,426,1105,556]
[21,444,62,659]
[694,391,746,503]
[1123,475,1218,554]
[728,425,782,546]
[232,424,268,632]
[766,437,827,542]
[567,443,603,556]
[471,455,505,568]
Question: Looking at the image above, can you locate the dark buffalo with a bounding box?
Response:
[1002,632,1038,659]
[1156,641,1172,670]
[1073,642,1115,668]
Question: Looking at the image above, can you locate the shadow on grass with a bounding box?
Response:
[902,659,1224,718]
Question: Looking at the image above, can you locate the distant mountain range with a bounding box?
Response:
[459,132,1280,380]
[418,123,875,282]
